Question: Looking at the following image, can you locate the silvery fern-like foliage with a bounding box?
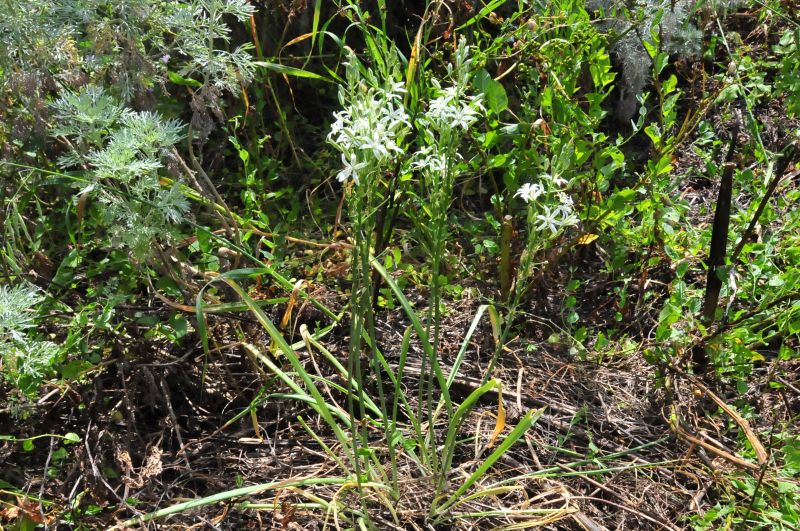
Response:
[88,112,185,176]
[0,285,60,385]
[50,85,128,164]
[0,0,76,72]
[51,85,189,256]
[167,0,257,92]
[0,0,170,102]
[1,0,256,161]
[1,0,257,104]
[0,285,42,342]
[2,0,258,258]
[7,341,60,381]
[589,0,741,121]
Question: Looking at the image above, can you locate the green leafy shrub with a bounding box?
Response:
[775,29,800,116]
[1,0,257,257]
[0,0,260,399]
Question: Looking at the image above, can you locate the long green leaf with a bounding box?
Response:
[437,379,500,494]
[433,408,543,520]
[311,0,322,50]
[370,257,451,413]
[223,279,350,447]
[448,305,488,388]
[112,478,349,529]
[245,347,352,428]
[301,325,383,419]
[254,61,329,81]
[456,0,507,30]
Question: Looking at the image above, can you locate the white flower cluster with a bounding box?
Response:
[533,193,579,234]
[327,52,410,186]
[411,37,483,192]
[419,37,483,139]
[424,84,482,132]
[515,174,578,235]
[328,39,483,191]
[410,145,448,174]
[514,182,544,203]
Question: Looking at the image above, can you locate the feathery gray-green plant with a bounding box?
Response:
[589,0,742,121]
[2,0,260,259]
[166,0,257,93]
[51,84,188,256]
[0,0,257,101]
[0,284,59,391]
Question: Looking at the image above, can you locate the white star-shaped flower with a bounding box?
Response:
[336,153,367,185]
[514,182,544,203]
[360,130,393,160]
[450,103,479,129]
[535,205,561,234]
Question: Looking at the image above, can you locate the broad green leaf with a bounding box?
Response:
[167,71,202,88]
[156,277,182,298]
[474,69,508,115]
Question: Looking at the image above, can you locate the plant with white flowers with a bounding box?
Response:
[515,173,579,236]
[326,46,410,256]
[326,46,410,481]
[482,171,581,377]
[512,172,579,293]
[413,35,482,319]
[406,36,485,477]
[328,50,409,186]
[327,46,410,257]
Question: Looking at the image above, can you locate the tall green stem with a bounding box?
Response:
[346,189,372,523]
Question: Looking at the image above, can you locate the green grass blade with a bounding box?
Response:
[311,0,322,50]
[447,304,488,388]
[438,379,500,493]
[387,326,421,436]
[243,349,352,431]
[298,415,348,471]
[301,325,384,420]
[112,477,349,529]
[456,0,507,30]
[370,256,451,413]
[305,374,382,419]
[224,279,350,446]
[253,61,329,81]
[433,408,544,520]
